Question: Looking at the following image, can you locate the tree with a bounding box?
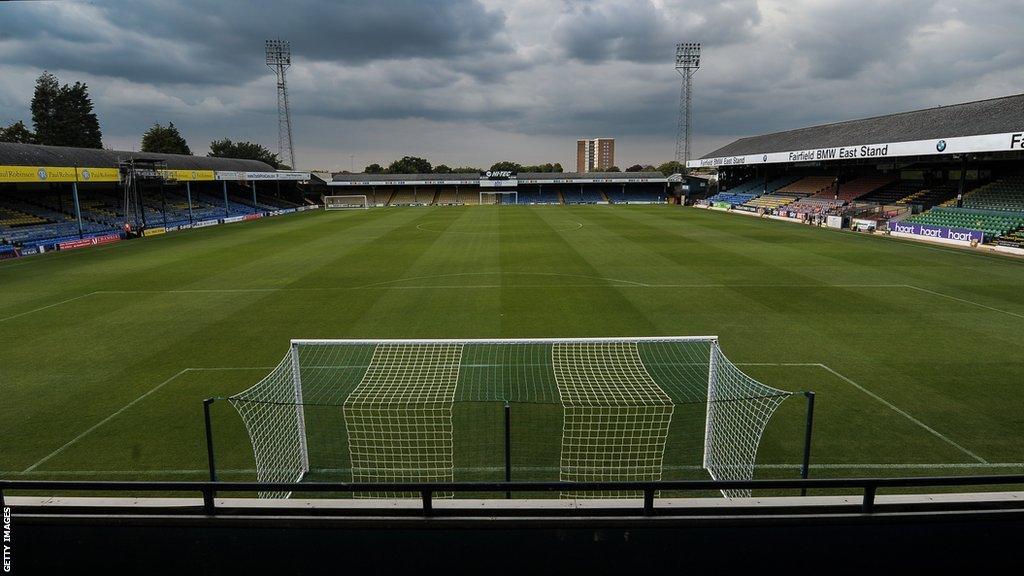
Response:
[141,122,191,155]
[31,72,103,148]
[489,161,522,172]
[656,161,686,176]
[209,138,279,167]
[31,72,61,145]
[387,156,432,174]
[625,164,644,172]
[432,164,452,173]
[521,163,563,173]
[0,121,36,144]
[60,81,103,148]
[364,163,384,174]
[450,166,483,173]
[607,165,621,172]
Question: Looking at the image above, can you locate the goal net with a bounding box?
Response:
[324,195,369,210]
[228,337,791,499]
[479,190,518,205]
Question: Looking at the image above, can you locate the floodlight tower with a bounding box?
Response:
[266,39,297,169]
[674,42,701,168]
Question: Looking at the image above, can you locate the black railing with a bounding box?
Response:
[3,474,1024,517]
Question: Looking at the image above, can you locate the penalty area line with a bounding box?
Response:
[737,362,988,464]
[0,291,99,323]
[814,363,988,464]
[21,366,273,474]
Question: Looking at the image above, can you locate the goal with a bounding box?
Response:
[228,337,792,498]
[324,195,369,210]
[479,190,518,205]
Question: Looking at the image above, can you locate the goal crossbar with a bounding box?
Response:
[324,195,369,210]
[291,336,719,346]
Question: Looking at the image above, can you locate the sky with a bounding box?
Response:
[1,0,1022,172]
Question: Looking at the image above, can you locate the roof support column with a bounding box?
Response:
[252,181,258,214]
[223,181,229,217]
[957,156,967,208]
[185,181,194,225]
[160,180,168,227]
[71,182,83,239]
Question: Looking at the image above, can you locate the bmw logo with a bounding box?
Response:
[37,168,47,180]
[936,140,947,152]
[81,169,91,180]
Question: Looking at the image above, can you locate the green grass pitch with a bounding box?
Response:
[2,205,1023,492]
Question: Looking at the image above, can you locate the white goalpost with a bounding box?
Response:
[228,337,792,499]
[324,195,369,210]
[479,190,518,205]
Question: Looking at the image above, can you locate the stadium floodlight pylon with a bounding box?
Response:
[675,42,701,168]
[227,337,792,499]
[324,195,369,210]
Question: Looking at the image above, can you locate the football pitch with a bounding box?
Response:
[2,205,1023,491]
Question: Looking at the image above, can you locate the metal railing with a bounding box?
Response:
[4,474,1024,517]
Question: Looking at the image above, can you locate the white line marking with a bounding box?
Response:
[904,284,1024,320]
[738,362,988,464]
[814,363,988,464]
[17,363,990,473]
[355,271,650,288]
[416,221,584,234]
[22,368,191,472]
[8,462,1024,477]
[0,291,98,323]
[20,365,280,473]
[11,283,1012,321]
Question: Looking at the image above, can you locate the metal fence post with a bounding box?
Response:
[203,398,218,483]
[800,391,816,496]
[504,401,512,499]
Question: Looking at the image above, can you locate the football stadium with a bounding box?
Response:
[2,15,1024,576]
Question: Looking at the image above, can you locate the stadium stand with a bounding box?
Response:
[959,173,1024,212]
[896,182,962,209]
[777,175,836,197]
[736,174,804,210]
[0,142,310,247]
[996,225,1024,246]
[390,189,417,206]
[563,188,605,204]
[901,206,1024,240]
[416,187,438,205]
[782,174,896,215]
[858,179,929,205]
[435,189,458,205]
[834,174,896,202]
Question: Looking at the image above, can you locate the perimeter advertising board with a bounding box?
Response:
[58,233,121,251]
[888,220,983,245]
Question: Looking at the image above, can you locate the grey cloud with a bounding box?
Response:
[0,0,512,85]
[787,0,937,80]
[554,0,761,64]
[1,0,1023,167]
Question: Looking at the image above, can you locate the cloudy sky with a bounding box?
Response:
[1,0,1022,171]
